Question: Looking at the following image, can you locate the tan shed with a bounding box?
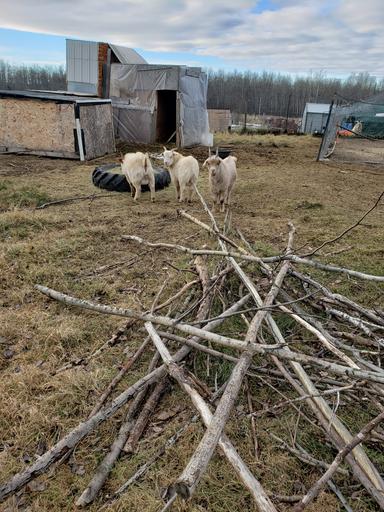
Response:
[208,109,232,133]
[0,90,115,160]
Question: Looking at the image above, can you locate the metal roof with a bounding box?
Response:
[305,102,330,114]
[109,44,147,64]
[0,90,111,104]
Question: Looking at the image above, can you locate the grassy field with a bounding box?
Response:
[0,134,383,511]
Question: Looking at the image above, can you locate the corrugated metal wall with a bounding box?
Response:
[66,40,98,94]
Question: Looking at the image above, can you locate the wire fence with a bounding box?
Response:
[318,93,384,164]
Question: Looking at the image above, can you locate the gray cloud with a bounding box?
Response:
[0,0,383,77]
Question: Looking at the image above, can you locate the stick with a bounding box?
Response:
[221,228,384,504]
[291,270,384,327]
[294,410,384,511]
[34,286,384,384]
[326,480,353,512]
[75,352,161,507]
[325,307,376,337]
[100,415,200,510]
[177,209,248,253]
[277,304,359,368]
[267,432,348,476]
[87,336,150,418]
[123,378,168,454]
[245,377,259,459]
[35,193,113,209]
[1,281,251,502]
[144,323,277,512]
[172,222,295,500]
[153,279,200,313]
[122,235,384,282]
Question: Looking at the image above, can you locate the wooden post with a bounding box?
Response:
[75,108,85,162]
[316,99,334,161]
[285,93,292,133]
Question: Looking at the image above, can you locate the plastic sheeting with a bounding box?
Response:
[110,64,212,147]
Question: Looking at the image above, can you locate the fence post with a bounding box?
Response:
[316,99,335,161]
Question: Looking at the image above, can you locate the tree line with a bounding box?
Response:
[0,60,66,92]
[207,70,384,118]
[1,59,383,118]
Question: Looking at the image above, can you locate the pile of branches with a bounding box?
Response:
[1,188,384,511]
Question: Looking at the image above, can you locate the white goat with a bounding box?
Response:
[121,152,155,202]
[352,120,363,135]
[162,147,199,202]
[202,149,237,212]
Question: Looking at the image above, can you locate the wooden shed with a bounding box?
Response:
[0,90,115,160]
[208,109,232,133]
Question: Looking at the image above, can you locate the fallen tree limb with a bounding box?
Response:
[294,410,384,511]
[230,231,384,506]
[122,235,384,282]
[34,285,384,384]
[277,303,359,368]
[75,352,162,507]
[267,431,349,476]
[291,270,384,327]
[145,322,277,512]
[0,288,251,503]
[171,222,295,500]
[87,336,150,418]
[36,193,113,209]
[100,414,200,510]
[123,378,168,454]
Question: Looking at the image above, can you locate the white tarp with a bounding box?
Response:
[110,64,212,147]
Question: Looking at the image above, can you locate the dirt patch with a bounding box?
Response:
[331,137,384,165]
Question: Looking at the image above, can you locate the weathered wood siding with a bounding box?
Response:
[208,109,232,133]
[80,103,115,159]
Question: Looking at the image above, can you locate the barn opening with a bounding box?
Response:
[156,90,177,143]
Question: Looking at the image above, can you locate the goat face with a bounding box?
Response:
[162,148,175,168]
[202,156,221,177]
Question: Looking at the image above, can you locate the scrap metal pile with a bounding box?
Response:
[1,189,384,511]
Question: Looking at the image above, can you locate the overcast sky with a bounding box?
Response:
[0,0,383,77]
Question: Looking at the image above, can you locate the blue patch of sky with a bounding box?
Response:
[250,0,279,14]
[0,28,65,65]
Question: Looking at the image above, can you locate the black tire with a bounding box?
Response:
[92,164,171,193]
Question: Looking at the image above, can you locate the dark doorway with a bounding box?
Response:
[156,90,177,143]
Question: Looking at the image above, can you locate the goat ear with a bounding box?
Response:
[163,146,167,152]
[202,158,209,169]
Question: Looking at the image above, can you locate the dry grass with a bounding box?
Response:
[0,134,383,511]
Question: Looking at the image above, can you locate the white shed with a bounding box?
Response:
[301,103,330,134]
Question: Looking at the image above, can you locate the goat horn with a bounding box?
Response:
[208,146,211,157]
[215,146,219,156]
